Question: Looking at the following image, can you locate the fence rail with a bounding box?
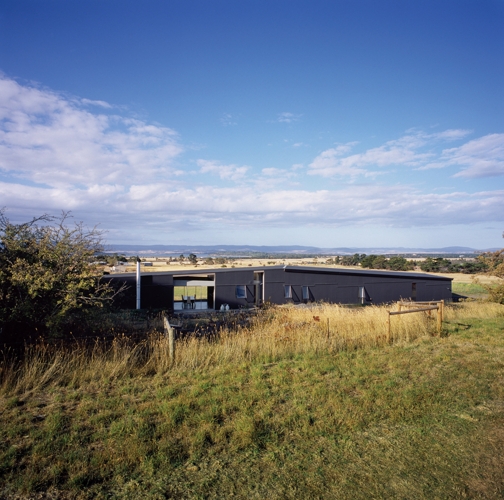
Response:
[386,300,444,342]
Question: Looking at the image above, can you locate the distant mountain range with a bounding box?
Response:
[105,244,499,257]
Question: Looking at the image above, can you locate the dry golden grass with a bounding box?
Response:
[120,257,325,272]
[444,300,504,320]
[171,301,498,372]
[4,301,499,398]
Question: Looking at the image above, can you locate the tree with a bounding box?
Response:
[188,253,198,265]
[0,210,120,337]
[341,253,363,266]
[387,256,414,271]
[360,255,377,268]
[360,255,414,271]
[477,249,504,304]
[420,257,448,272]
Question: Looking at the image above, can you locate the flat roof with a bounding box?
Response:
[107,265,452,281]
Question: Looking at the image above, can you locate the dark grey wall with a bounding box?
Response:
[103,273,173,309]
[263,268,452,305]
[214,269,256,309]
[104,267,452,310]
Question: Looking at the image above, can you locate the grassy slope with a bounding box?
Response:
[1,304,504,499]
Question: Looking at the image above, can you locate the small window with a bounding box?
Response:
[236,285,247,298]
[302,286,309,300]
[284,285,292,299]
[411,283,417,301]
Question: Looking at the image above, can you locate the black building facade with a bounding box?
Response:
[105,265,453,311]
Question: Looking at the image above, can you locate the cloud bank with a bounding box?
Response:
[0,75,502,243]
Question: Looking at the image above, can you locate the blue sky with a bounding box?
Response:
[0,0,503,249]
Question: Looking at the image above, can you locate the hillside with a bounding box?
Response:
[105,244,498,257]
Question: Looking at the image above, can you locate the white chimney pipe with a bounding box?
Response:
[136,257,141,309]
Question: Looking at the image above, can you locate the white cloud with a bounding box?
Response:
[0,76,182,188]
[197,159,249,181]
[261,168,283,176]
[257,168,298,186]
[277,112,302,123]
[449,134,504,178]
[80,98,113,109]
[309,133,435,178]
[308,148,366,177]
[2,179,501,232]
[431,129,472,140]
[308,130,504,179]
[417,133,504,178]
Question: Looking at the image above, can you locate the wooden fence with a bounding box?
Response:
[386,300,444,342]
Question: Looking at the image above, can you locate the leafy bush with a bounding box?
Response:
[476,249,504,304]
[0,210,120,338]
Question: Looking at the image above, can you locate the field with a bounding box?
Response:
[120,257,318,272]
[120,257,500,279]
[1,301,504,498]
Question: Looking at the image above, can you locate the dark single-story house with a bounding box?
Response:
[104,265,453,311]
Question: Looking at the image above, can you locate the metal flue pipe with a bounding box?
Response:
[136,257,141,309]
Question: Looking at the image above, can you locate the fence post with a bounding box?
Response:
[163,314,175,366]
[436,304,442,336]
[386,311,391,343]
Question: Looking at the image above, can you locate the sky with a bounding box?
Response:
[0,0,503,249]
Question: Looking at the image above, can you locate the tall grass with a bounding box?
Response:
[444,300,504,320]
[3,302,499,398]
[176,303,431,370]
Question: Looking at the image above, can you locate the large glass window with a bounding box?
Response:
[174,285,210,310]
[236,285,247,298]
[302,286,309,300]
[284,285,292,299]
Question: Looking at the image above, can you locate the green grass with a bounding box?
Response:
[452,281,488,298]
[1,304,504,498]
